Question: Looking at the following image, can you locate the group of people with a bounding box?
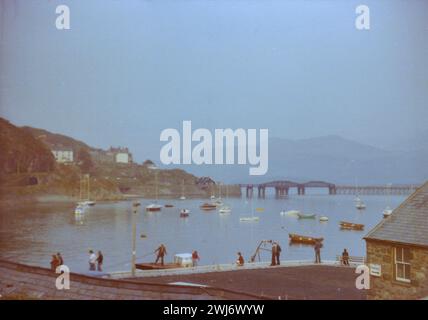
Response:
[50,252,64,271]
[88,250,103,271]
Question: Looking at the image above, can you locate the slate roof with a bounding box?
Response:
[365,181,428,247]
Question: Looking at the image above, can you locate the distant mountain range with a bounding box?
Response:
[179,134,427,185]
[3,116,426,185]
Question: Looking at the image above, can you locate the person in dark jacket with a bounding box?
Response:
[57,252,64,266]
[271,242,277,266]
[314,240,322,263]
[97,251,104,271]
[275,242,282,265]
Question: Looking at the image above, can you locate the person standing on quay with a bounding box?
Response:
[236,252,244,266]
[88,250,97,271]
[50,254,60,271]
[154,244,167,266]
[275,242,282,265]
[192,250,200,267]
[314,240,322,264]
[97,250,104,271]
[270,242,277,266]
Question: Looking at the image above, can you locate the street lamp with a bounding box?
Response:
[131,204,138,277]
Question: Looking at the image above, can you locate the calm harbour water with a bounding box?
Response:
[0,190,405,273]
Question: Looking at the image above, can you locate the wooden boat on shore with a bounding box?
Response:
[297,212,316,219]
[340,221,364,230]
[289,233,323,245]
[200,203,217,211]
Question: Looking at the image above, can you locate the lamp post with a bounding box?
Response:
[131,204,137,277]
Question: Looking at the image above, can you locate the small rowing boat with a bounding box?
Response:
[319,216,329,222]
[164,204,174,208]
[280,210,300,216]
[200,203,217,211]
[180,209,190,218]
[219,205,231,214]
[340,221,364,230]
[145,203,162,212]
[289,233,323,245]
[297,212,316,219]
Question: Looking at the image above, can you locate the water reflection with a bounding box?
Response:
[0,193,406,273]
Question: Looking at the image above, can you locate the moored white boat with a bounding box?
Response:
[383,206,393,218]
[219,205,231,214]
[355,200,366,210]
[319,216,329,222]
[239,216,259,222]
[74,205,85,215]
[280,210,300,216]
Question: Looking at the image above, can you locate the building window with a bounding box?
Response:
[394,247,411,283]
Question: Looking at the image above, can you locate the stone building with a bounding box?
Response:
[364,181,428,299]
[109,147,133,164]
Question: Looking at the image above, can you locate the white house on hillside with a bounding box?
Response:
[52,149,74,163]
[109,147,133,164]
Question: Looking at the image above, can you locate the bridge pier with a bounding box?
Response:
[297,186,305,195]
[246,185,254,198]
[329,186,336,195]
[257,186,266,198]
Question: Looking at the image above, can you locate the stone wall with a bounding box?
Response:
[366,240,428,299]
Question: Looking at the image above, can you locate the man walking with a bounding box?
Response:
[314,240,322,264]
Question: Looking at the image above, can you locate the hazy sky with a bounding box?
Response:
[1,0,427,163]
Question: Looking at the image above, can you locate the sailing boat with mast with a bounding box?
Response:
[78,174,96,206]
[219,184,231,214]
[146,170,162,212]
[213,182,223,207]
[240,196,259,222]
[179,180,186,200]
[354,178,366,210]
[383,183,393,218]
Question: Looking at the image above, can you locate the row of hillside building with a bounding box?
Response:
[51,147,133,164]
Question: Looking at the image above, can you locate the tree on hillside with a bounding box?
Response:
[77,148,93,173]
